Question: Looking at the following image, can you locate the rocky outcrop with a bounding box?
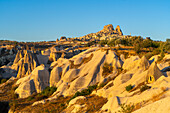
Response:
[50,66,62,87]
[15,65,50,98]
[78,24,124,41]
[100,24,114,33]
[60,36,67,41]
[48,47,122,97]
[98,24,123,35]
[115,25,123,35]
[146,62,162,83]
[12,50,39,78]
[49,52,62,62]
[0,48,16,67]
[122,56,140,70]
[13,50,23,64]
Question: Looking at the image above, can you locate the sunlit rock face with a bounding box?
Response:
[78,24,124,41]
[48,47,123,97]
[13,50,39,78]
[15,65,50,98]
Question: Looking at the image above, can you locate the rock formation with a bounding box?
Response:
[12,50,39,78]
[115,25,123,35]
[98,24,123,35]
[146,62,162,83]
[15,65,50,98]
[78,24,124,41]
[60,36,67,41]
[48,47,122,97]
[2,45,169,113]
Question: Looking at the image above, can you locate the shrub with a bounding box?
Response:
[118,103,135,113]
[142,39,153,48]
[34,86,57,101]
[125,84,133,92]
[1,79,7,84]
[27,96,34,101]
[164,42,170,51]
[98,40,108,46]
[107,38,116,46]
[102,63,113,77]
[11,93,19,99]
[152,48,160,55]
[69,85,97,102]
[10,88,19,99]
[9,100,18,111]
[98,82,107,89]
[60,103,65,107]
[85,41,97,47]
[45,109,49,112]
[35,94,48,101]
[166,39,170,42]
[134,43,141,54]
[158,50,165,62]
[40,86,57,97]
[140,85,151,92]
[145,52,153,60]
[11,85,18,90]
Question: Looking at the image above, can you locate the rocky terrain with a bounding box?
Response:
[75,24,124,41]
[0,25,170,113]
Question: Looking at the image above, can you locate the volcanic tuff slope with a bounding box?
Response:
[9,46,170,113]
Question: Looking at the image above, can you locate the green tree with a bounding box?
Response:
[98,40,108,46]
[134,43,141,53]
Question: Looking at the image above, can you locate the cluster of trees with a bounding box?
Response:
[98,36,170,54]
[99,36,159,48]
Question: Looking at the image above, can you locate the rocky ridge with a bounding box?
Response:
[77,24,124,41]
[7,47,170,113]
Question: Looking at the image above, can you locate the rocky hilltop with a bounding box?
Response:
[77,24,124,41]
[99,24,123,35]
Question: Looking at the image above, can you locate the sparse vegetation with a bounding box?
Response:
[1,78,7,84]
[26,86,57,101]
[69,85,97,102]
[102,62,113,77]
[27,96,34,101]
[134,43,141,54]
[40,86,57,97]
[98,40,108,46]
[85,41,97,47]
[9,100,18,111]
[8,85,19,99]
[140,84,151,92]
[151,87,167,102]
[118,103,135,113]
[72,95,108,113]
[144,52,153,60]
[98,82,107,89]
[125,84,133,92]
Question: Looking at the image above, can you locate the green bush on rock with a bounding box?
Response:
[125,84,133,92]
[69,85,97,102]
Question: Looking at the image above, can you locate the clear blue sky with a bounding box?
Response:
[0,0,170,42]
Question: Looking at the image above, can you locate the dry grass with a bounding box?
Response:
[132,87,167,112]
[102,62,113,77]
[151,87,167,102]
[14,96,71,113]
[73,95,107,113]
[0,79,18,101]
